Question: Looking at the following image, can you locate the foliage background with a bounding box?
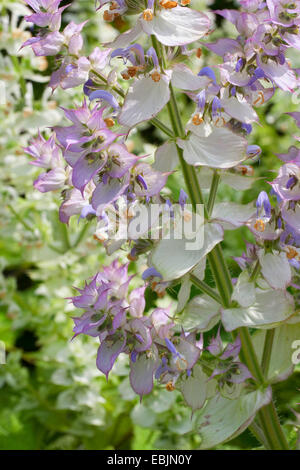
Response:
[0,0,299,450]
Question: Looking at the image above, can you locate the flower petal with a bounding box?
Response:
[222,289,294,331]
[178,125,247,169]
[171,64,210,91]
[211,201,255,229]
[129,351,159,399]
[259,251,291,290]
[178,365,214,412]
[141,5,210,47]
[153,141,179,172]
[118,73,171,128]
[91,174,130,212]
[96,334,126,379]
[151,222,223,281]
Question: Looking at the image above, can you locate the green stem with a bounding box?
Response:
[207,170,220,217]
[237,327,265,384]
[261,329,275,377]
[7,204,34,232]
[249,420,271,450]
[190,274,223,305]
[249,259,261,282]
[72,222,89,249]
[258,402,289,450]
[60,222,71,250]
[208,244,232,307]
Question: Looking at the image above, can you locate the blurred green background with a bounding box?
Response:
[0,0,299,449]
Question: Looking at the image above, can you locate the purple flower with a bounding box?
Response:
[33,167,67,192]
[22,31,64,56]
[207,328,223,356]
[256,190,272,217]
[271,163,300,202]
[72,309,107,338]
[129,286,146,318]
[89,90,120,112]
[207,334,252,387]
[91,172,130,213]
[59,183,95,224]
[132,163,169,197]
[106,143,139,178]
[129,348,159,399]
[198,67,217,86]
[49,57,90,91]
[25,132,61,169]
[179,188,188,209]
[54,102,115,153]
[142,266,162,281]
[96,332,127,379]
[25,0,68,31]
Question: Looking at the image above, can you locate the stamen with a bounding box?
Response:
[175,356,188,371]
[192,113,203,125]
[121,70,130,80]
[160,0,178,8]
[253,91,265,106]
[104,118,115,128]
[109,1,119,10]
[143,9,153,21]
[166,382,175,391]
[236,165,254,176]
[286,247,298,259]
[151,70,161,82]
[103,10,114,21]
[127,66,138,77]
[196,48,202,58]
[127,252,137,261]
[254,218,266,232]
[214,116,226,127]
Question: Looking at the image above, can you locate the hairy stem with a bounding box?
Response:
[190,274,223,304]
[261,329,275,377]
[207,170,220,217]
[258,402,289,450]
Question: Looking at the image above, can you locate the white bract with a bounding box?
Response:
[177,122,248,169]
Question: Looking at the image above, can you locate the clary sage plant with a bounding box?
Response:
[22,0,300,450]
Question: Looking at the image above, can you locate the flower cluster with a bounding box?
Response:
[70,259,251,403]
[22,0,300,447]
[25,100,168,229]
[70,260,201,399]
